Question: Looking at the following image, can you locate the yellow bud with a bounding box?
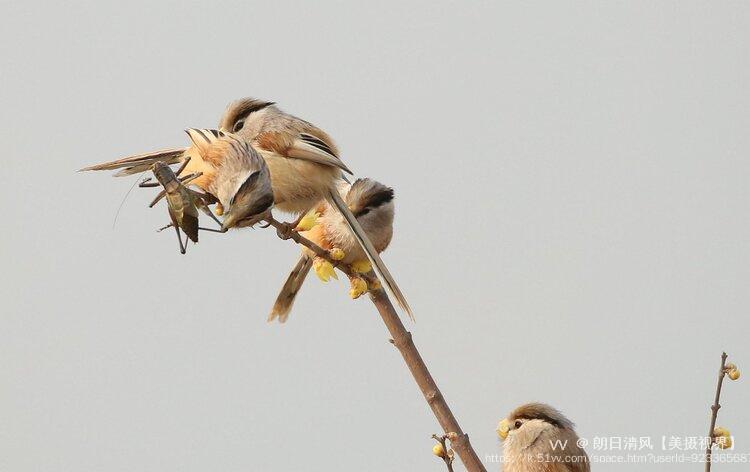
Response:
[725,363,736,371]
[215,202,224,216]
[432,443,446,458]
[329,248,346,261]
[497,419,510,440]
[313,258,338,282]
[349,277,368,299]
[714,426,731,438]
[728,368,740,381]
[295,211,319,232]
[716,435,733,449]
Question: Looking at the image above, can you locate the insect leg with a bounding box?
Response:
[175,226,186,254]
[178,172,203,184]
[199,227,227,233]
[174,156,192,176]
[149,190,168,208]
[202,204,224,227]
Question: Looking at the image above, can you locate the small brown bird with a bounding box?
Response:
[269,178,395,323]
[219,98,412,319]
[81,128,273,231]
[497,403,590,472]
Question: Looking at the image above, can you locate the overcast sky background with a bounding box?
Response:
[1,2,748,471]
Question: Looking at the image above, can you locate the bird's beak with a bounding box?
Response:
[496,418,510,440]
[221,208,239,231]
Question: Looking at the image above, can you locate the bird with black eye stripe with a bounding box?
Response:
[219,98,411,320]
[81,97,411,320]
[497,403,590,472]
[269,178,395,323]
[81,128,273,233]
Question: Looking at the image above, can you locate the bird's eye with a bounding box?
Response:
[233,120,245,133]
[514,420,523,429]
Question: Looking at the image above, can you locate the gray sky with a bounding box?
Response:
[1,2,748,471]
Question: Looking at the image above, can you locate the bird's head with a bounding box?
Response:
[345,178,395,220]
[497,403,574,450]
[220,170,274,230]
[219,97,277,139]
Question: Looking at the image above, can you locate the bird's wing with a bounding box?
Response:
[185,128,266,170]
[79,148,186,176]
[184,128,231,167]
[181,207,200,243]
[326,188,412,319]
[255,130,352,175]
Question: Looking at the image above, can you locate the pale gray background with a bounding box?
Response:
[1,1,748,471]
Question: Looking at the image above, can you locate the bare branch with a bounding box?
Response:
[432,433,456,472]
[263,216,356,278]
[705,352,728,472]
[263,217,487,472]
[369,290,485,471]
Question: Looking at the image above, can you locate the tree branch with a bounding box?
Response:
[432,433,456,472]
[263,217,356,278]
[705,352,728,472]
[264,216,487,472]
[372,290,485,471]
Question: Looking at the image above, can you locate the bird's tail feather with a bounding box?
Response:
[79,148,186,176]
[327,189,413,320]
[269,254,314,323]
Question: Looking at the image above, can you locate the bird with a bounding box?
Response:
[81,128,274,231]
[218,98,412,319]
[269,178,395,323]
[496,403,590,472]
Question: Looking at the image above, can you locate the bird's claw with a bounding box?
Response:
[275,222,295,240]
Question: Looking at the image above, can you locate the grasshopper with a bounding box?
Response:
[138,157,224,254]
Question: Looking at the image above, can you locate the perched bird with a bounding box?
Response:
[269,178,395,323]
[497,403,589,472]
[219,98,411,318]
[81,128,274,231]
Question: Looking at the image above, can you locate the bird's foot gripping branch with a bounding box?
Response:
[81,98,486,470]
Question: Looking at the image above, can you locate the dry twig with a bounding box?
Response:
[432,433,456,472]
[705,352,736,472]
[264,216,487,472]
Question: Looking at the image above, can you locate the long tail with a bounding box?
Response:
[79,148,186,176]
[269,254,314,323]
[326,189,413,320]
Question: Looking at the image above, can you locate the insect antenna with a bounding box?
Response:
[111,169,149,229]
